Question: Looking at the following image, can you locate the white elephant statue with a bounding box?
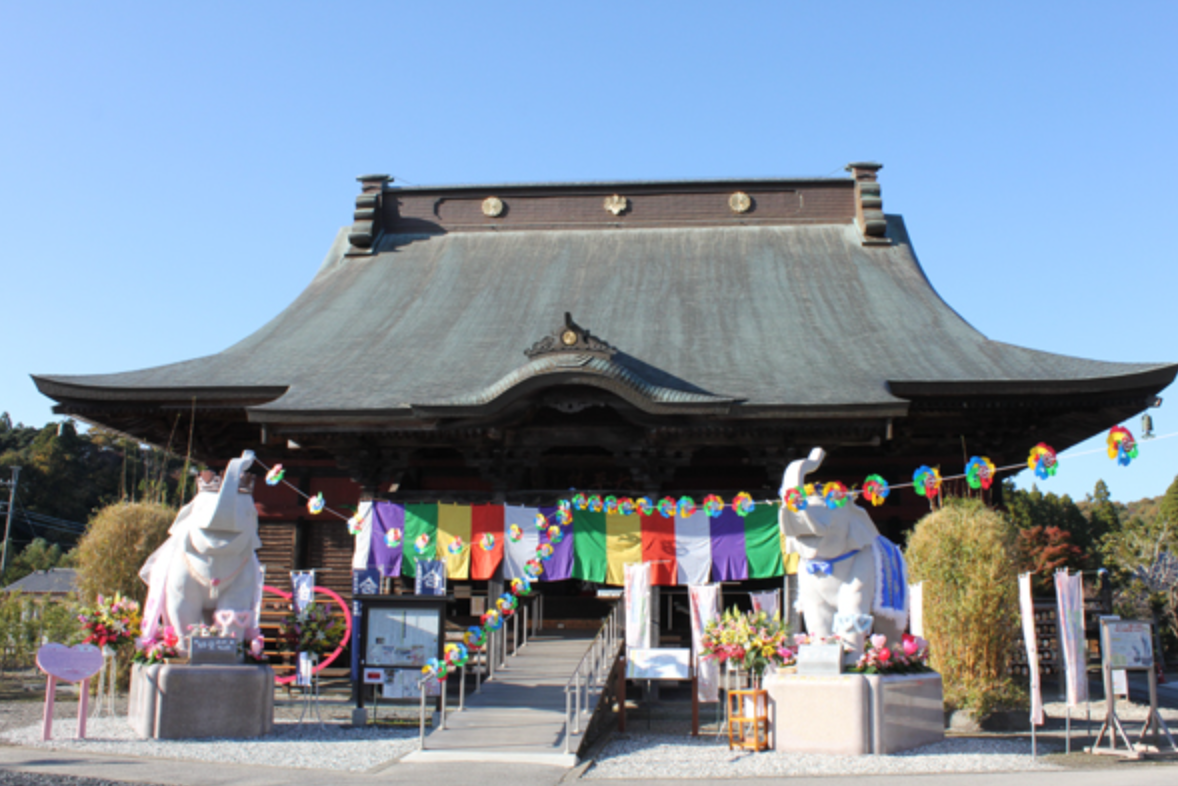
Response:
[779,447,908,661]
[139,451,263,648]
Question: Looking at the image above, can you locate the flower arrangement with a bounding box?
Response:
[132,626,180,665]
[278,601,346,657]
[187,622,220,639]
[847,633,932,675]
[699,607,794,677]
[77,593,141,650]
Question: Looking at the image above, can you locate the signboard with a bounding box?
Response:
[355,595,449,712]
[797,643,842,677]
[1101,620,1153,670]
[190,637,241,665]
[626,648,691,680]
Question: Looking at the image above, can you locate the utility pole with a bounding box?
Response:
[1,466,20,577]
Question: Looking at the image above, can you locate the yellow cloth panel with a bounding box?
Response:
[436,504,473,580]
[783,550,801,576]
[605,512,643,586]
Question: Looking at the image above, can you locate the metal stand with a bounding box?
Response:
[297,653,325,728]
[91,647,117,720]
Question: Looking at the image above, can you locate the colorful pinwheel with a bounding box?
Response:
[677,496,697,518]
[657,497,677,518]
[618,497,636,516]
[384,528,403,548]
[572,494,588,511]
[782,487,807,513]
[556,507,573,526]
[414,533,431,554]
[479,532,496,551]
[496,593,518,615]
[347,511,365,536]
[446,537,464,555]
[703,494,725,517]
[463,625,486,649]
[481,609,503,631]
[509,524,523,543]
[861,475,889,506]
[964,457,996,490]
[511,576,532,596]
[547,525,563,543]
[588,495,604,513]
[538,543,555,561]
[265,464,285,486]
[307,493,325,515]
[913,466,942,498]
[636,497,655,516]
[534,512,548,531]
[822,481,848,508]
[605,496,619,514]
[1107,426,1138,466]
[732,492,755,517]
[1028,443,1058,480]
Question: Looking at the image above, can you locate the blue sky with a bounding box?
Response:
[2,2,1175,503]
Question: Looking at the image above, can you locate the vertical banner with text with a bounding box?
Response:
[1018,574,1044,725]
[689,584,721,702]
[1055,570,1089,706]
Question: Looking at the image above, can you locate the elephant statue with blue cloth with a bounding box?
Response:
[779,447,908,661]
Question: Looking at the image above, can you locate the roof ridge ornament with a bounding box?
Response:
[524,312,617,359]
[845,162,890,246]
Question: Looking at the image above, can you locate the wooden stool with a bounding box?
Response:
[727,688,769,751]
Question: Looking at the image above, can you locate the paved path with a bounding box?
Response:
[402,631,602,766]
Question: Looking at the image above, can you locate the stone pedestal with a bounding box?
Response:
[763,671,943,754]
[129,663,274,739]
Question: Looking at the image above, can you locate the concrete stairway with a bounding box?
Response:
[401,631,607,766]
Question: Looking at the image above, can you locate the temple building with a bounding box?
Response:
[33,163,1176,599]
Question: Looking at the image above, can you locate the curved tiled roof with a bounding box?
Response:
[34,215,1176,422]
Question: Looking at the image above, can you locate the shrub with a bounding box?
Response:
[905,497,1023,718]
[0,592,81,673]
[74,502,174,607]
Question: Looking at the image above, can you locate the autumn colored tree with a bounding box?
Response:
[1016,526,1086,593]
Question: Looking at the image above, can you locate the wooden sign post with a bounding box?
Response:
[1089,619,1176,757]
[35,643,104,741]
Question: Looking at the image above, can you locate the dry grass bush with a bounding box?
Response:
[75,501,174,607]
[905,497,1023,718]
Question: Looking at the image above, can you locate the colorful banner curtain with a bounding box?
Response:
[469,504,504,580]
[436,504,472,581]
[1055,570,1089,706]
[502,505,540,580]
[360,501,796,586]
[401,504,437,578]
[1019,573,1044,725]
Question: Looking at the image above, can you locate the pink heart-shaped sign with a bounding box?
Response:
[263,585,352,686]
[37,643,104,683]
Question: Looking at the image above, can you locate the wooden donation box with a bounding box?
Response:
[763,671,944,755]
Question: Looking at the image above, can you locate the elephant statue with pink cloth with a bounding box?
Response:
[779,447,908,662]
[138,451,264,649]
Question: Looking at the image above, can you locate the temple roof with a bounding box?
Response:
[34,172,1176,430]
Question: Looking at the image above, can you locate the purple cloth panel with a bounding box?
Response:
[369,501,404,578]
[541,505,574,581]
[709,509,749,582]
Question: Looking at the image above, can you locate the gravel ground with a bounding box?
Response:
[2,691,1176,781]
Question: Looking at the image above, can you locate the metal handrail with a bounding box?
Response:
[562,602,625,754]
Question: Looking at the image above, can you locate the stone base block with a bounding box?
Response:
[129,663,274,739]
[763,671,943,755]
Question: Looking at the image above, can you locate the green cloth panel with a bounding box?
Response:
[743,503,785,579]
[401,503,438,577]
[571,510,607,583]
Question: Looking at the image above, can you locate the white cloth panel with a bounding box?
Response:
[502,505,540,580]
[750,590,780,619]
[351,500,374,569]
[1019,574,1044,725]
[675,511,712,585]
[689,584,721,702]
[624,562,654,651]
[908,581,924,637]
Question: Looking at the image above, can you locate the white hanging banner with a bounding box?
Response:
[624,562,653,651]
[1054,570,1089,706]
[750,590,780,619]
[689,584,721,702]
[908,581,924,637]
[1019,574,1044,725]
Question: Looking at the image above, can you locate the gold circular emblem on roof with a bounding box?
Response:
[729,191,752,214]
[560,330,578,346]
[482,196,505,217]
[603,194,628,216]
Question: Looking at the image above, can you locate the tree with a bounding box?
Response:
[1086,479,1121,545]
[1003,481,1095,561]
[74,502,174,606]
[0,537,67,586]
[1016,526,1086,593]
